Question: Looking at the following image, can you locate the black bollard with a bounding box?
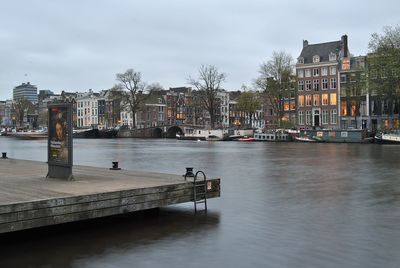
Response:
[1,152,7,159]
[110,161,121,170]
[184,167,195,180]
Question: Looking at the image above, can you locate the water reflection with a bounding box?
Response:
[0,208,220,268]
[1,137,400,268]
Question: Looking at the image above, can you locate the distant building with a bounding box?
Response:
[13,82,38,104]
[296,35,349,129]
[76,90,99,128]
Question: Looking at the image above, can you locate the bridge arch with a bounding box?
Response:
[166,126,183,138]
[152,127,163,138]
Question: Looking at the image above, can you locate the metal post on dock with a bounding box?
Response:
[110,161,121,170]
[184,167,194,180]
[1,152,7,159]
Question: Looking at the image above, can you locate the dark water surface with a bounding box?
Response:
[0,137,400,268]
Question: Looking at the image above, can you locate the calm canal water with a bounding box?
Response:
[0,137,400,268]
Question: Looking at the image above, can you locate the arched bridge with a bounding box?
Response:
[124,125,195,138]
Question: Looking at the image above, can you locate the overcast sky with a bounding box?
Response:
[1,0,399,100]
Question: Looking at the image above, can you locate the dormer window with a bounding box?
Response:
[313,55,320,63]
[329,52,337,61]
[298,57,304,64]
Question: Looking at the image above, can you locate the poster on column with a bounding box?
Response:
[48,104,72,166]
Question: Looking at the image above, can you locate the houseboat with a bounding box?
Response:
[298,129,371,143]
[254,131,290,142]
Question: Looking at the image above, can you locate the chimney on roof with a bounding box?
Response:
[342,35,348,57]
[303,40,308,48]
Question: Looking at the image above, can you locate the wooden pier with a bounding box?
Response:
[0,158,220,234]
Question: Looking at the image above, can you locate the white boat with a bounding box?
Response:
[294,136,317,142]
[375,132,400,144]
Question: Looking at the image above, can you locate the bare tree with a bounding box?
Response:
[188,65,226,128]
[12,97,35,127]
[112,69,148,128]
[255,51,294,128]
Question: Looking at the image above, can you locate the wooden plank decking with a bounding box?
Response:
[0,158,220,234]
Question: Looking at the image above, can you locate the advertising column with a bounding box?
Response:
[47,103,73,180]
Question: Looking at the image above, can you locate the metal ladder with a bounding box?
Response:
[193,171,208,214]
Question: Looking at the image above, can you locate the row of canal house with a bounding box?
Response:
[35,87,264,130]
[295,35,399,132]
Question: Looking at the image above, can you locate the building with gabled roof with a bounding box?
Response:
[296,35,349,129]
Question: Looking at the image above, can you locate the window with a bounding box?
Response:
[298,57,304,64]
[330,93,337,105]
[297,70,304,78]
[351,101,357,117]
[330,109,337,124]
[284,102,290,111]
[313,80,319,91]
[330,66,337,75]
[321,67,328,76]
[298,95,304,107]
[306,80,311,91]
[313,68,319,76]
[313,55,320,63]
[340,74,347,83]
[290,101,296,110]
[313,95,320,106]
[322,94,328,105]
[341,101,347,116]
[298,111,304,125]
[329,53,337,61]
[322,79,328,90]
[306,95,312,106]
[330,78,337,89]
[306,110,312,125]
[322,110,329,125]
[298,80,304,91]
[305,69,311,77]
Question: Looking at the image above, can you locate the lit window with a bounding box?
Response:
[306,95,312,106]
[298,95,304,107]
[313,95,320,106]
[322,94,328,105]
[330,93,337,105]
[341,101,347,116]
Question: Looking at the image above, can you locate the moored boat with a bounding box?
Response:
[73,128,99,138]
[254,131,290,142]
[294,136,317,142]
[374,131,400,144]
[10,131,48,140]
[238,136,256,142]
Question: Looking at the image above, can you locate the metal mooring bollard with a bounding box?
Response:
[1,152,7,159]
[110,161,121,170]
[184,167,195,180]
